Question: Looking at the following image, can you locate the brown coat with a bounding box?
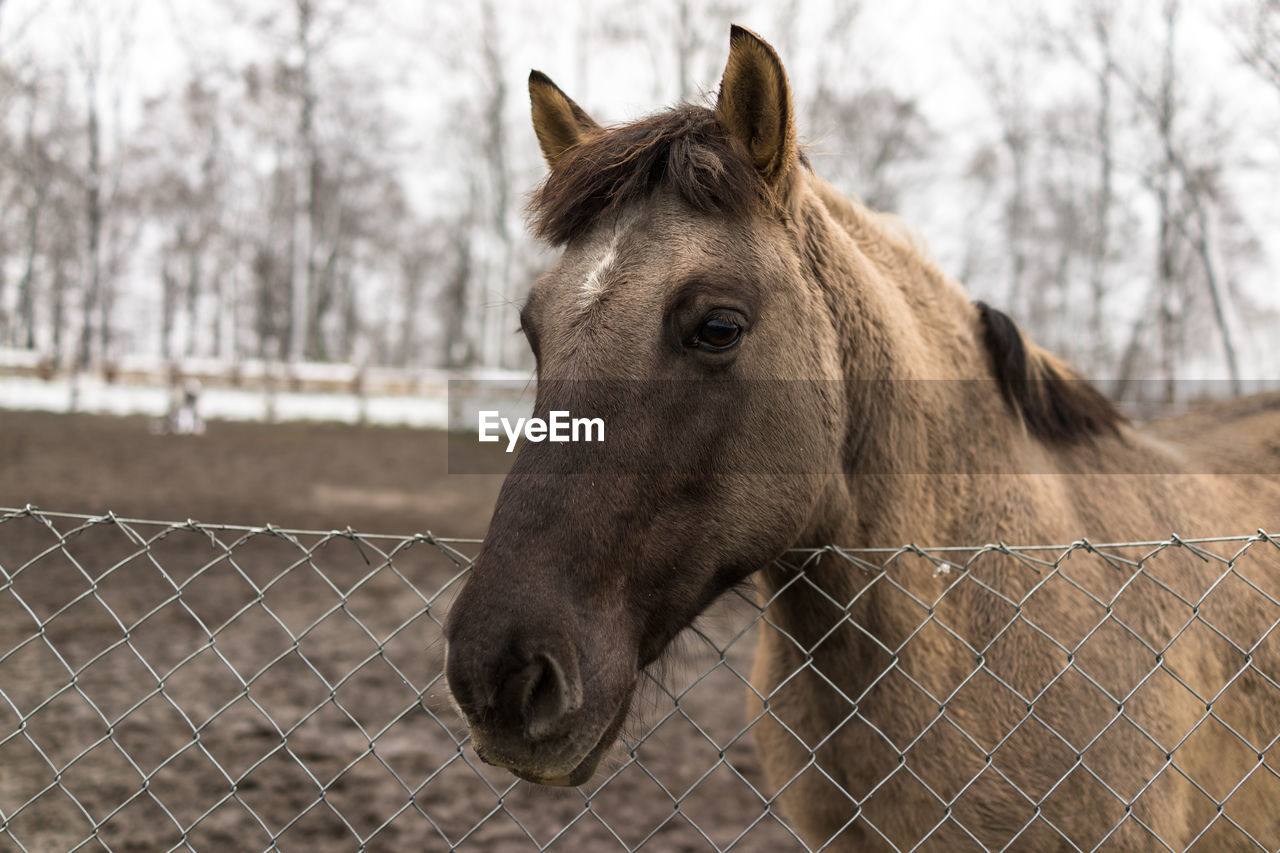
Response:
[445,25,1280,850]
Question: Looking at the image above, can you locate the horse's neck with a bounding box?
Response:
[793,176,993,527]
[795,175,1025,547]
[807,179,977,357]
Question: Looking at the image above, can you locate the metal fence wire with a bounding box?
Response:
[1,506,1279,852]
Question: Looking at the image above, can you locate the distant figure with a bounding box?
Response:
[166,377,205,435]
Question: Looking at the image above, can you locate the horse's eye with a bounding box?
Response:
[694,316,742,351]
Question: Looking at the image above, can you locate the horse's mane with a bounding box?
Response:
[528,105,772,246]
[805,182,1123,444]
[975,301,1125,442]
[527,103,1123,445]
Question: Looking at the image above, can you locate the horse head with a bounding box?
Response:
[443,26,849,786]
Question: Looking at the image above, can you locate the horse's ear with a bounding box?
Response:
[714,25,797,187]
[529,70,600,168]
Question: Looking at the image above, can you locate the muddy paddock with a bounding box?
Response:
[0,411,801,852]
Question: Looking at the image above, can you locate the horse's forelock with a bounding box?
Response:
[527,105,771,246]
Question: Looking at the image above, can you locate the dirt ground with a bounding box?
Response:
[0,411,802,852]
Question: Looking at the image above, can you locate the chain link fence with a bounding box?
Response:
[1,506,1278,851]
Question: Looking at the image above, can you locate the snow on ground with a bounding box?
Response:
[0,374,535,431]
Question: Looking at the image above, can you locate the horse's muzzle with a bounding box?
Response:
[443,603,624,784]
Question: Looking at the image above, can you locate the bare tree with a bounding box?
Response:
[591,0,746,103]
[289,0,318,364]
[1229,0,1280,95]
[76,37,105,370]
[964,30,1036,322]
[1087,7,1118,371]
[134,80,219,361]
[0,0,1269,383]
[1041,0,1124,371]
[230,0,379,363]
[429,0,547,369]
[1111,0,1245,397]
[965,1,1254,394]
[66,1,137,372]
[0,56,82,360]
[805,86,932,213]
[477,0,512,367]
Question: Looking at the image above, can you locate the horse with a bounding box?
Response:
[444,25,1280,850]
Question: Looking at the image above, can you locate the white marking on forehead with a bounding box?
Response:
[577,229,622,309]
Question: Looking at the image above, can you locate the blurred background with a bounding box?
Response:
[0,0,1277,397]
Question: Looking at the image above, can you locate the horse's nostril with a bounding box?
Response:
[519,651,582,742]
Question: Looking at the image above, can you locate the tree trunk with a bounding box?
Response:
[480,0,511,367]
[1174,193,1243,394]
[51,258,68,366]
[16,193,43,350]
[289,0,316,364]
[1156,179,1177,404]
[185,243,201,357]
[1089,6,1115,373]
[1155,0,1179,404]
[78,85,103,372]
[161,257,178,363]
[444,223,474,368]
